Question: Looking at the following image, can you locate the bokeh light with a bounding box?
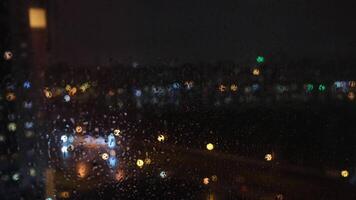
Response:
[256,56,265,63]
[211,175,218,182]
[69,87,77,96]
[218,84,226,92]
[76,162,88,178]
[306,84,314,92]
[136,159,144,168]
[23,81,31,89]
[75,126,83,133]
[160,171,167,178]
[7,123,16,132]
[157,134,165,142]
[115,169,125,182]
[341,170,349,178]
[265,153,273,161]
[101,153,109,160]
[318,84,326,92]
[43,89,53,98]
[3,51,13,60]
[347,92,355,101]
[206,143,214,151]
[252,68,260,76]
[59,191,70,199]
[6,92,16,101]
[203,177,210,185]
[114,129,121,136]
[230,84,238,92]
[64,95,70,102]
[144,158,151,165]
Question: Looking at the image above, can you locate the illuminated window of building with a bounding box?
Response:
[29,8,47,29]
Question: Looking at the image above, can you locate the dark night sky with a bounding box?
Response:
[48,0,356,65]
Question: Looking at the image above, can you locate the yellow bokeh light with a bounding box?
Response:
[252,68,260,76]
[230,84,238,92]
[265,153,273,161]
[43,88,52,98]
[157,134,165,142]
[144,158,152,165]
[75,126,83,133]
[29,8,47,29]
[80,82,90,92]
[136,159,144,168]
[219,84,226,92]
[211,175,218,182]
[65,85,71,92]
[206,143,214,151]
[341,170,349,178]
[69,87,77,96]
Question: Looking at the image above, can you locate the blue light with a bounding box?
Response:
[334,81,348,92]
[108,156,117,167]
[172,82,181,89]
[108,134,116,149]
[134,89,142,97]
[23,101,33,109]
[252,83,260,92]
[61,146,68,153]
[68,135,74,143]
[61,145,69,158]
[24,121,34,129]
[61,135,68,143]
[23,81,31,89]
